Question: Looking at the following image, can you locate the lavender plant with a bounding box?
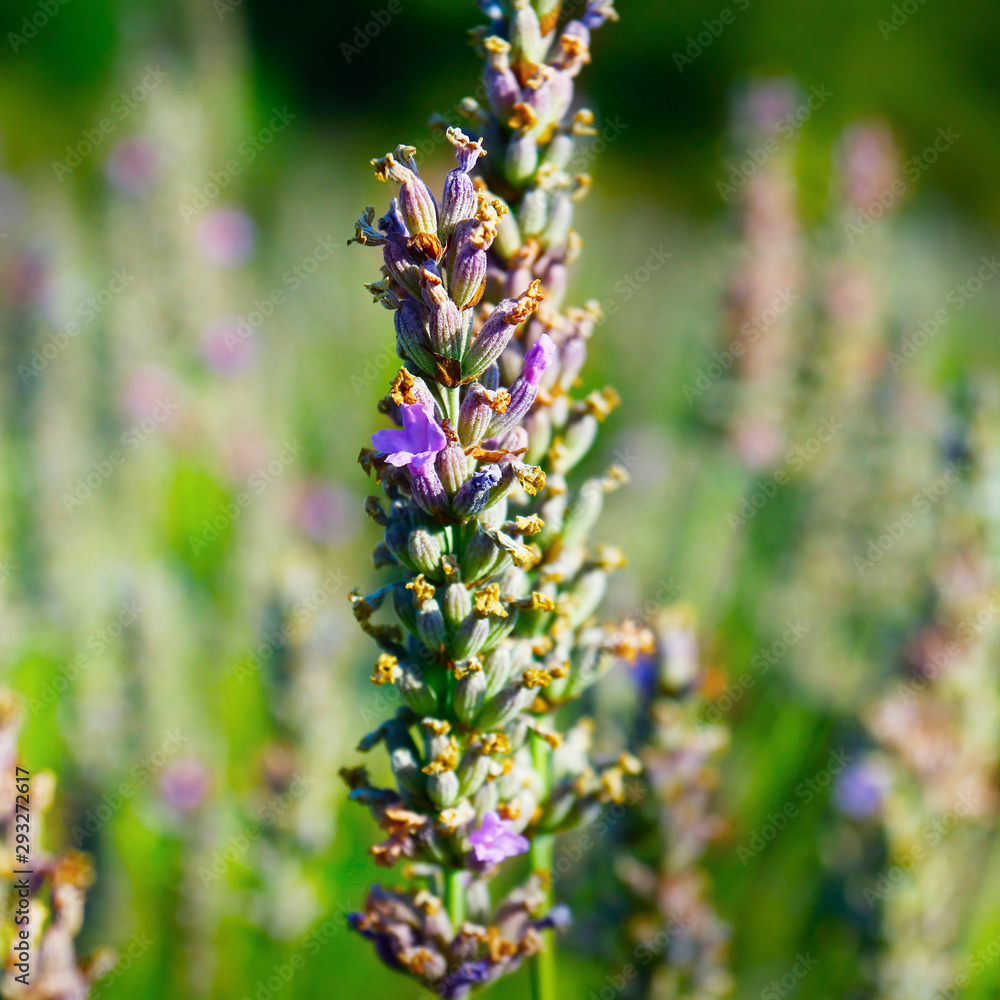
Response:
[341,2,648,996]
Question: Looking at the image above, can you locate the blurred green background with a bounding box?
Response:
[1,0,999,998]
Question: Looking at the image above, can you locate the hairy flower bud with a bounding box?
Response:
[463,280,546,378]
[453,465,502,518]
[439,129,486,245]
[408,527,443,575]
[372,145,438,237]
[395,300,437,374]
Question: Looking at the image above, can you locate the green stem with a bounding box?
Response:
[445,867,465,931]
[444,384,461,427]
[530,734,557,1000]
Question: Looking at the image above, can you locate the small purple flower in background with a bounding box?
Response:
[159,757,211,813]
[835,760,884,819]
[197,207,256,267]
[469,811,530,865]
[105,138,160,198]
[200,317,257,375]
[371,402,447,473]
[291,481,349,543]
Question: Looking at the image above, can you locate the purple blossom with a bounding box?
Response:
[522,333,556,387]
[835,761,884,819]
[200,317,257,374]
[469,810,530,865]
[371,402,447,474]
[159,757,211,813]
[198,208,256,266]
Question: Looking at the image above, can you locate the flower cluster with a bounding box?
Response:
[615,609,732,1000]
[342,1,645,995]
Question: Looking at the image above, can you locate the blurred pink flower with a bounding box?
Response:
[200,317,257,375]
[841,122,898,212]
[198,208,256,266]
[105,138,160,198]
[159,757,211,813]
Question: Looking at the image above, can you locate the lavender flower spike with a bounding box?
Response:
[347,3,630,997]
[470,810,530,865]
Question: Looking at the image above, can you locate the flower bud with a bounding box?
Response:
[385,520,416,569]
[439,129,485,245]
[427,770,460,809]
[561,478,604,547]
[416,599,447,649]
[461,529,501,582]
[459,383,504,447]
[372,145,438,237]
[420,268,465,359]
[554,413,598,472]
[437,443,469,496]
[477,683,536,730]
[390,746,427,800]
[457,747,492,799]
[506,132,540,186]
[524,407,553,465]
[442,583,472,630]
[489,334,557,436]
[481,37,521,122]
[395,300,437,374]
[453,465,502,518]
[482,644,514,699]
[510,0,545,75]
[451,614,491,660]
[409,465,449,520]
[407,527,442,575]
[398,662,440,716]
[543,190,574,249]
[568,567,607,627]
[455,665,487,725]
[463,281,545,378]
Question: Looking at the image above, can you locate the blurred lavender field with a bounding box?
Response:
[2,1,1000,999]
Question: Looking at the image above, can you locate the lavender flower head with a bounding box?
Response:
[343,3,641,996]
